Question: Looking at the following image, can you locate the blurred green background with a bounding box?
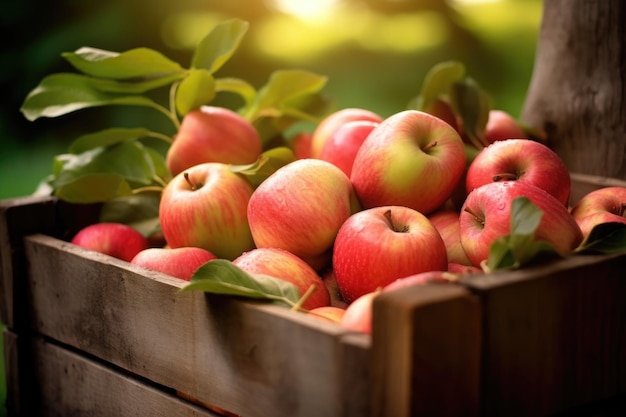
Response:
[0,0,542,413]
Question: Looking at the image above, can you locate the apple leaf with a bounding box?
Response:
[20,73,169,122]
[242,70,328,121]
[180,259,302,308]
[62,46,185,79]
[174,68,216,116]
[191,18,249,74]
[68,127,162,154]
[82,72,186,94]
[52,173,133,203]
[408,60,466,111]
[215,77,257,109]
[448,77,491,149]
[575,222,626,254]
[99,191,162,237]
[485,197,559,271]
[230,146,296,188]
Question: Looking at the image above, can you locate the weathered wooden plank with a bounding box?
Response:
[461,252,626,416]
[6,329,225,417]
[23,233,370,417]
[370,283,482,417]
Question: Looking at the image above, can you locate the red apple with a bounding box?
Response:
[71,222,149,262]
[289,131,313,159]
[466,138,571,206]
[350,110,466,215]
[159,162,255,260]
[383,270,451,292]
[459,181,583,267]
[339,290,379,334]
[570,186,626,237]
[333,205,448,303]
[310,107,383,158]
[318,120,379,177]
[307,306,346,323]
[130,247,217,281]
[247,158,360,272]
[232,247,330,310]
[428,209,473,266]
[166,106,262,176]
[484,109,527,143]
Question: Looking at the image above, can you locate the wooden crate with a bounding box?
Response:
[1,173,626,417]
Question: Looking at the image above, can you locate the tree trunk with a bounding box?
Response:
[521,0,626,180]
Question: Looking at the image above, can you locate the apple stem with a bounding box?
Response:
[184,172,199,191]
[291,283,317,312]
[422,140,438,153]
[384,209,410,233]
[492,172,519,182]
[463,206,485,227]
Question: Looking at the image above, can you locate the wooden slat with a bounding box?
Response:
[5,329,224,417]
[461,252,626,416]
[22,233,370,417]
[369,283,482,417]
[569,172,626,205]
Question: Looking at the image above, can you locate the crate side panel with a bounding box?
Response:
[29,335,224,417]
[23,233,367,417]
[470,253,626,416]
[370,283,482,417]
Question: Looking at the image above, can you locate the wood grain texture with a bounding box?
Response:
[522,0,626,180]
[461,252,626,416]
[4,329,224,417]
[370,283,482,417]
[22,233,370,417]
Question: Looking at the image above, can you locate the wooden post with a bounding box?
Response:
[521,0,626,180]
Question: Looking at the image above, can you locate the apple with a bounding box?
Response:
[339,290,379,334]
[310,107,383,159]
[130,247,217,281]
[318,120,379,177]
[570,186,626,237]
[428,208,473,266]
[232,247,330,310]
[165,106,262,176]
[333,205,448,303]
[350,110,466,215]
[307,306,346,323]
[71,222,149,262]
[247,158,360,272]
[465,138,571,206]
[459,181,584,267]
[321,269,349,309]
[484,109,527,143]
[289,131,314,159]
[447,262,482,274]
[383,270,452,292]
[159,162,255,261]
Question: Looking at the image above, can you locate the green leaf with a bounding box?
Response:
[449,77,491,148]
[175,68,216,116]
[62,47,184,79]
[53,173,133,203]
[21,73,167,121]
[69,127,154,154]
[243,70,328,121]
[409,60,466,111]
[191,18,249,74]
[52,141,158,193]
[576,222,626,254]
[99,191,162,237]
[180,259,301,307]
[84,72,186,94]
[485,197,559,271]
[230,146,296,187]
[215,77,257,108]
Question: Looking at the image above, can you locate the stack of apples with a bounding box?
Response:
[69,103,626,333]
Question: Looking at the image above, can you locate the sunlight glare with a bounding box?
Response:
[267,0,341,22]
